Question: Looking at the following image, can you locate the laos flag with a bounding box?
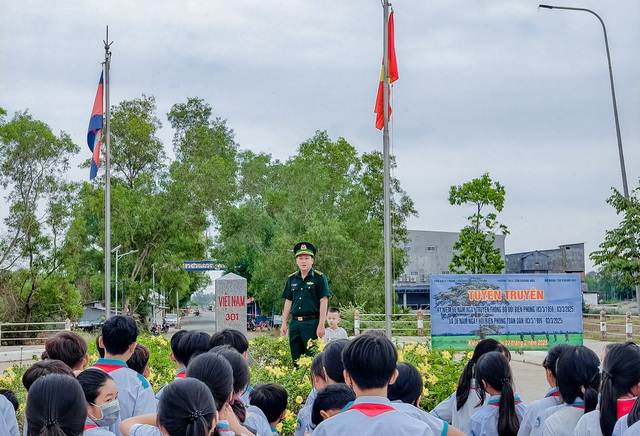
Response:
[87,72,104,180]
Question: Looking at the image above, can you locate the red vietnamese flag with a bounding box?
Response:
[375,11,399,130]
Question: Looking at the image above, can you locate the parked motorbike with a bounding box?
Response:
[150,323,160,336]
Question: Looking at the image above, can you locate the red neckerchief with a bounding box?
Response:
[618,397,636,418]
[175,367,187,379]
[85,423,98,430]
[346,403,395,417]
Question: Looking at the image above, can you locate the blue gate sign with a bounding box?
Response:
[430,273,583,351]
[183,260,219,271]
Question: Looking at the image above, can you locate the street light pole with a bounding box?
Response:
[152,263,156,324]
[539,4,629,199]
[111,245,138,315]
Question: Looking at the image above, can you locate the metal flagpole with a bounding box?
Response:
[104,26,113,318]
[382,1,393,338]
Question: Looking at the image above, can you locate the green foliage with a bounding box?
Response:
[590,186,640,294]
[215,131,417,313]
[585,269,635,302]
[0,110,82,322]
[448,172,508,274]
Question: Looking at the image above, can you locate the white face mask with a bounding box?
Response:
[89,399,120,427]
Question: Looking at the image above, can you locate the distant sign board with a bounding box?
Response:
[430,274,583,351]
[183,260,225,271]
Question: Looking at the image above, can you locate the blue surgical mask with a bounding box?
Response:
[90,399,120,427]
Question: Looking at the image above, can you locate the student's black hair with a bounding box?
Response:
[101,315,138,355]
[311,383,355,427]
[387,362,423,406]
[173,331,211,367]
[342,331,396,390]
[323,339,349,383]
[0,389,19,412]
[474,351,519,436]
[186,352,234,412]
[22,359,75,391]
[456,338,508,411]
[210,345,249,422]
[44,331,88,370]
[542,344,573,379]
[127,343,150,375]
[328,307,340,315]
[95,335,105,358]
[157,378,217,436]
[170,329,189,352]
[209,329,249,354]
[555,345,600,413]
[599,342,640,436]
[249,383,288,424]
[26,374,86,436]
[76,368,114,404]
[310,352,325,380]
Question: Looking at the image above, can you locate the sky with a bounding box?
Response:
[1,1,639,273]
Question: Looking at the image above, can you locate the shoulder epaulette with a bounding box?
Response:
[288,271,297,277]
[315,270,323,275]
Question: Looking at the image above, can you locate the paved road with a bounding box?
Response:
[177,309,216,333]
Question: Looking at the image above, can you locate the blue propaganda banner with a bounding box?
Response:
[430,274,583,351]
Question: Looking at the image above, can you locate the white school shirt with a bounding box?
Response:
[0,395,19,436]
[612,414,629,436]
[467,394,528,436]
[573,410,602,436]
[542,400,585,436]
[573,396,637,436]
[129,424,161,436]
[624,420,640,436]
[313,396,434,436]
[244,405,273,436]
[529,405,563,436]
[84,418,118,436]
[518,388,562,436]
[391,400,449,436]
[322,327,348,343]
[431,380,487,434]
[92,358,157,436]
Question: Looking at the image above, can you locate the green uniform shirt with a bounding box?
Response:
[281,267,330,316]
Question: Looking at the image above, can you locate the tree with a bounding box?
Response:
[214,131,417,312]
[448,172,508,274]
[0,108,83,322]
[110,95,166,188]
[585,270,634,302]
[590,186,640,308]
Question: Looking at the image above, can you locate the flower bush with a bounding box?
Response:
[0,333,468,436]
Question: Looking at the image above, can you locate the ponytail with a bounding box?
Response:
[458,339,505,411]
[456,360,474,410]
[25,374,85,436]
[599,343,640,436]
[158,378,216,436]
[474,352,519,436]
[497,378,519,436]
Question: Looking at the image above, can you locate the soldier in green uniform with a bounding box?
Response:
[280,241,330,363]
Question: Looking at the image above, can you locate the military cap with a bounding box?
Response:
[294,242,316,257]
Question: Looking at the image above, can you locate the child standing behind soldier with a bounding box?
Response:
[322,308,347,344]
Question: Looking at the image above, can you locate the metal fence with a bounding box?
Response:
[354,310,429,336]
[0,321,70,346]
[353,310,639,342]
